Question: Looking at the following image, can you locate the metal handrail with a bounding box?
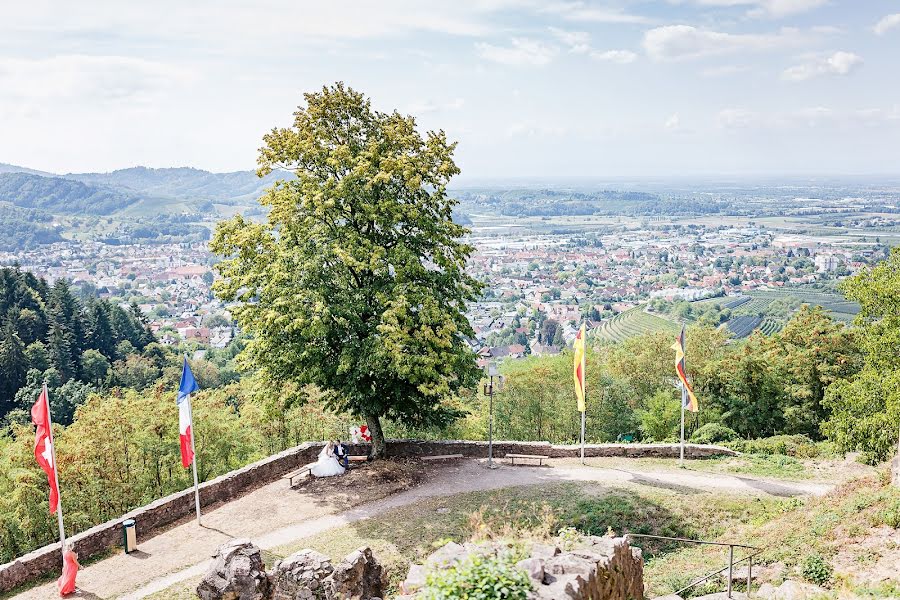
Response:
[626,533,763,599]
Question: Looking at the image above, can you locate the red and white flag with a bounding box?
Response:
[31,386,60,514]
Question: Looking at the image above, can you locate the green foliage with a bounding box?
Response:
[638,390,681,442]
[0,267,155,418]
[725,434,821,458]
[420,550,532,600]
[689,423,738,444]
[0,203,63,251]
[800,553,833,587]
[0,172,138,215]
[817,249,900,461]
[211,83,482,455]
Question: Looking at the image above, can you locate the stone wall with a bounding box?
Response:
[0,439,734,593]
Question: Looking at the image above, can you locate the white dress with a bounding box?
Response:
[310,445,345,477]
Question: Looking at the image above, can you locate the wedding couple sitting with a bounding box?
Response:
[310,439,350,477]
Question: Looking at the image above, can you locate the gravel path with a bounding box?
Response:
[9,459,831,600]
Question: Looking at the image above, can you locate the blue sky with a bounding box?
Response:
[1,1,899,178]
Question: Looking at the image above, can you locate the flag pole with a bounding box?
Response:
[43,383,67,567]
[188,392,201,525]
[679,384,686,467]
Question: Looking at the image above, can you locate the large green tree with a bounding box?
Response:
[822,248,900,462]
[211,83,483,457]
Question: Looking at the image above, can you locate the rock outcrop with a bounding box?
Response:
[398,535,644,600]
[269,549,333,600]
[197,539,270,600]
[197,541,384,600]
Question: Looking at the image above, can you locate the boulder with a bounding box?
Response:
[197,539,270,600]
[516,557,545,583]
[771,580,829,600]
[399,564,427,595]
[325,547,384,600]
[269,549,333,600]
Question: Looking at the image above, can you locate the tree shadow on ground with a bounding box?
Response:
[608,468,704,495]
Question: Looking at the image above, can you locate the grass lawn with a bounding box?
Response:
[558,454,873,482]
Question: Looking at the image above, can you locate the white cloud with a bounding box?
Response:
[674,0,827,19]
[717,108,758,129]
[539,1,651,24]
[873,13,900,36]
[476,38,559,66]
[782,51,862,81]
[406,98,466,114]
[548,27,591,54]
[642,25,808,61]
[665,113,681,130]
[590,49,639,64]
[0,55,188,105]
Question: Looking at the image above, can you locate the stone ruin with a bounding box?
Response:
[197,539,384,600]
[197,534,642,600]
[397,535,644,600]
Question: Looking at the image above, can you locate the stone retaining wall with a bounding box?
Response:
[0,439,735,593]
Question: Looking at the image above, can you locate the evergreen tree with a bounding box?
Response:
[0,323,27,413]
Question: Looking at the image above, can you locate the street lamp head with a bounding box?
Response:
[488,364,499,377]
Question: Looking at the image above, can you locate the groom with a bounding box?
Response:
[334,439,350,470]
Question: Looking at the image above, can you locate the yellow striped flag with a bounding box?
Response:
[671,326,699,412]
[573,323,586,412]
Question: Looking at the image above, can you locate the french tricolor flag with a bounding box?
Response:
[178,358,199,469]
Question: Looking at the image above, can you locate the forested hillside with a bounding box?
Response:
[0,172,140,215]
[0,204,63,251]
[66,166,287,204]
[0,267,155,421]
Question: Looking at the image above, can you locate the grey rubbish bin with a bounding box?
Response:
[123,519,137,554]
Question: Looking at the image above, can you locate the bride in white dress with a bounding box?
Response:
[311,440,345,477]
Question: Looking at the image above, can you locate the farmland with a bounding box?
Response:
[594,286,859,343]
[593,307,681,342]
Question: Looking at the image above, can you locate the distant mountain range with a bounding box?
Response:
[0,163,286,216]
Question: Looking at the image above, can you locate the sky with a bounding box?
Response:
[1,1,899,179]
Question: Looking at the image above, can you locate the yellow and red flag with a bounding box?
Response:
[671,326,698,412]
[573,323,586,412]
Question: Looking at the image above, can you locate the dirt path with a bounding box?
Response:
[10,459,831,600]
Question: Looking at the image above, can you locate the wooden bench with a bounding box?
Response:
[506,454,550,466]
[349,455,369,463]
[421,454,464,461]
[283,463,315,487]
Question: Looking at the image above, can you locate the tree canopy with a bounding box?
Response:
[211,83,482,456]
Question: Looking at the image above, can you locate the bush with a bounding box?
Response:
[690,423,738,445]
[879,497,900,529]
[638,390,681,442]
[726,435,819,458]
[801,552,832,586]
[420,550,532,600]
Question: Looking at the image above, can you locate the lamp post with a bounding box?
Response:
[483,364,504,469]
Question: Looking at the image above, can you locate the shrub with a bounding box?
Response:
[690,423,739,444]
[726,434,818,457]
[878,497,900,529]
[638,390,681,442]
[801,553,832,586]
[420,550,533,600]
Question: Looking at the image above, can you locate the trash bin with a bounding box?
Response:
[123,519,137,554]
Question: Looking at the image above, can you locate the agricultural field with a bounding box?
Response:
[724,315,762,338]
[597,286,858,344]
[594,307,681,342]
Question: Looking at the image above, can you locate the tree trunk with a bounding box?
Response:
[365,412,387,459]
